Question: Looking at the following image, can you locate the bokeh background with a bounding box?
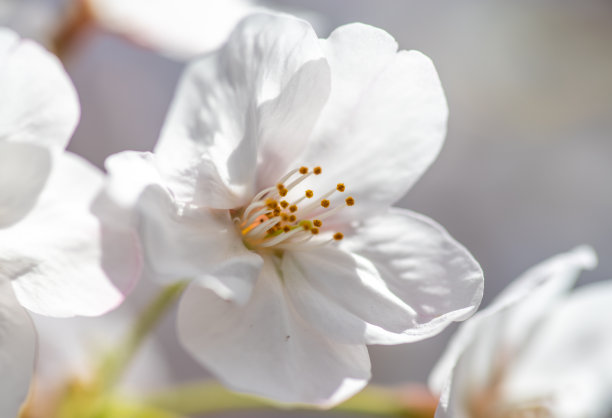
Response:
[3,0,612,416]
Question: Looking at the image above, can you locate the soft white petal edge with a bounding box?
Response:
[0,278,36,418]
[176,260,371,406]
[0,27,80,149]
[428,245,597,412]
[2,153,125,317]
[346,209,484,344]
[0,142,51,228]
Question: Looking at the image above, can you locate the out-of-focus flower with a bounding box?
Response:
[21,301,170,418]
[0,28,139,415]
[97,13,484,406]
[85,0,262,59]
[429,246,612,418]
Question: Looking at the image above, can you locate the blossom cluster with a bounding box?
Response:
[1,5,611,418]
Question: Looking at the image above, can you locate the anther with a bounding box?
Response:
[266,198,278,209]
[313,219,322,227]
[273,208,281,216]
[336,183,345,192]
[313,167,322,175]
[299,166,308,174]
[311,228,319,235]
[321,199,330,208]
[288,215,297,222]
[289,205,298,213]
[280,200,289,208]
[345,196,355,206]
[283,226,291,233]
[333,232,344,241]
[279,188,288,197]
[305,190,314,198]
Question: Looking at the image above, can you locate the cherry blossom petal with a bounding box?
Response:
[135,185,262,304]
[177,260,370,406]
[94,151,166,230]
[345,209,483,344]
[282,209,482,345]
[88,0,261,59]
[298,23,447,221]
[429,246,597,418]
[503,281,612,417]
[155,13,330,209]
[0,27,79,149]
[0,153,127,317]
[0,142,50,228]
[0,278,35,418]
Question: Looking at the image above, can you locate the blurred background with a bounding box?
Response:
[3,0,612,416]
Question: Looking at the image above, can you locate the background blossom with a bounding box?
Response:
[0,28,139,416]
[429,246,612,418]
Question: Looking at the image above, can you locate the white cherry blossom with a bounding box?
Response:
[0,28,139,415]
[429,246,612,418]
[97,13,484,406]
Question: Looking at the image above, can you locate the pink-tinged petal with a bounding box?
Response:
[155,13,330,208]
[283,209,482,345]
[503,280,612,417]
[0,27,79,149]
[177,260,370,406]
[135,185,261,304]
[0,153,128,317]
[429,246,597,417]
[298,23,447,221]
[0,142,50,228]
[0,278,35,418]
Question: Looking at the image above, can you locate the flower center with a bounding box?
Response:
[234,166,354,251]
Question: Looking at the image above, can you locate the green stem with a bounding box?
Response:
[144,382,434,417]
[99,281,189,390]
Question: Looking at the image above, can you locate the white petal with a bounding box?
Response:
[283,246,418,344]
[0,27,79,149]
[345,209,484,344]
[135,185,261,303]
[155,13,330,208]
[298,23,448,221]
[503,280,612,416]
[95,151,165,230]
[177,259,370,406]
[282,209,482,345]
[88,0,261,59]
[0,142,50,228]
[429,246,597,416]
[1,153,127,317]
[0,278,35,418]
